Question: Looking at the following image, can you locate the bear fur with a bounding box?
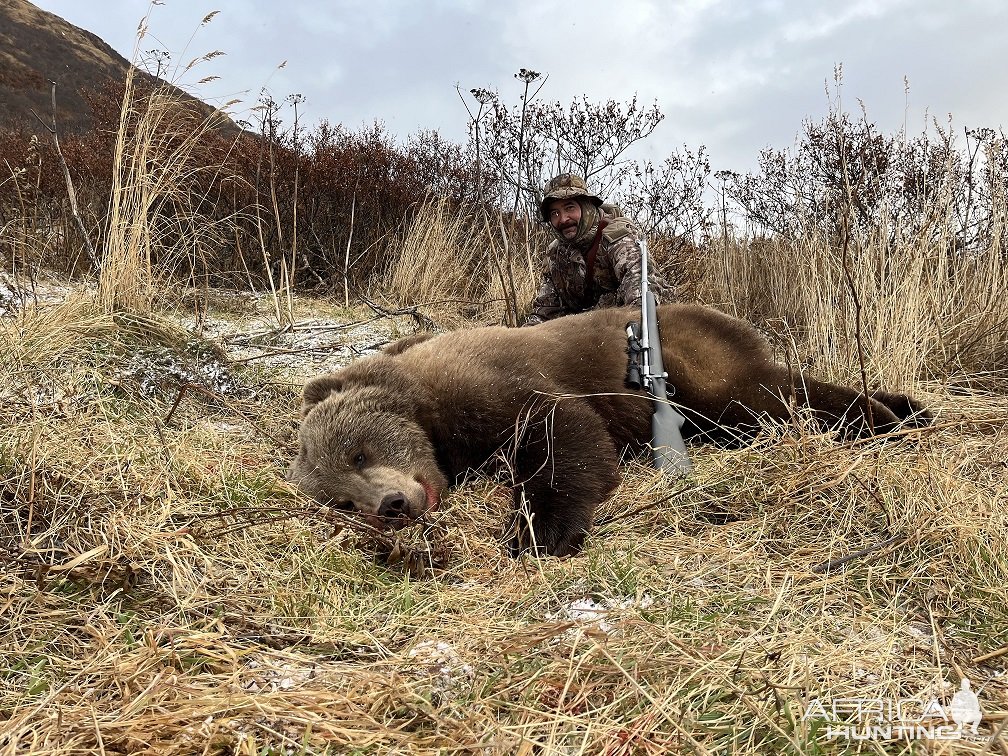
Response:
[287,304,931,557]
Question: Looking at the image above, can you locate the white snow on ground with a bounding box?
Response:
[0,279,412,379]
[0,273,77,315]
[552,595,655,634]
[241,657,317,694]
[407,639,476,693]
[174,290,406,376]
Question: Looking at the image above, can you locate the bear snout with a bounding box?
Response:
[378,491,409,520]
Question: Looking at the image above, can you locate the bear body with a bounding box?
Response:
[288,304,929,556]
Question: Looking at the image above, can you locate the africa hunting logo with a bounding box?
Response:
[802,678,987,742]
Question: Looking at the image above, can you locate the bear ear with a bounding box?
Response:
[382,332,434,356]
[301,374,345,416]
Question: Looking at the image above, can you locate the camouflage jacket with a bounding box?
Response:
[524,208,674,325]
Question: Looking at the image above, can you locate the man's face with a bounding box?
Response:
[547,199,582,240]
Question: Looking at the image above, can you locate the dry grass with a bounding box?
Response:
[384,198,542,327]
[97,28,236,315]
[2,284,1007,754]
[699,221,1008,393]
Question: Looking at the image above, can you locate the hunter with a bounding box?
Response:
[523,173,673,326]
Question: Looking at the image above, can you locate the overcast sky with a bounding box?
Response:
[35,0,1008,176]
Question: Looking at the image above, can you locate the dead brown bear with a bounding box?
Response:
[287,304,931,557]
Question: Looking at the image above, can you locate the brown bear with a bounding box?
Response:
[287,304,931,557]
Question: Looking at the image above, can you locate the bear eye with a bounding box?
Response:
[353,451,366,470]
[334,500,354,512]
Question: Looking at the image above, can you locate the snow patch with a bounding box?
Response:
[407,640,475,693]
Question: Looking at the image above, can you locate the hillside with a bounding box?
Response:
[0,0,224,132]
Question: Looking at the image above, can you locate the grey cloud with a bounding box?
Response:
[32,0,1008,177]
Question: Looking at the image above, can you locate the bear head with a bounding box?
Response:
[287,357,448,530]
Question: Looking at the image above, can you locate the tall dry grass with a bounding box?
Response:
[699,204,1008,393]
[384,198,542,325]
[97,27,237,314]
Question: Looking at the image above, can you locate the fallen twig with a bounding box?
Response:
[811,534,906,574]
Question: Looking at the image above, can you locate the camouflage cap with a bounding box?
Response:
[539,173,604,222]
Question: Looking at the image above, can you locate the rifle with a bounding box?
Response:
[624,237,693,474]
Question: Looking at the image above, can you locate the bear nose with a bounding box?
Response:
[378,492,408,519]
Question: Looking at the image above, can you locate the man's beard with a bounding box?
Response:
[553,201,599,246]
